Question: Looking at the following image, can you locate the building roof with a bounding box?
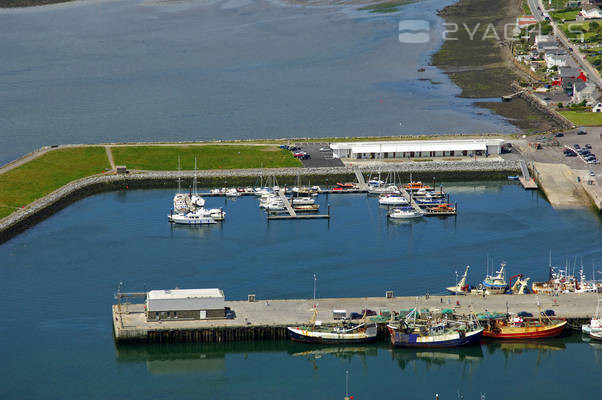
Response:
[148,288,224,300]
[330,139,503,154]
[559,67,580,78]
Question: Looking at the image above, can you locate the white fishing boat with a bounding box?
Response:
[479,264,508,295]
[379,194,409,206]
[591,331,602,341]
[387,208,424,219]
[582,299,602,335]
[446,265,471,295]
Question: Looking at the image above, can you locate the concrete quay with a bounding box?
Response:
[112,292,599,343]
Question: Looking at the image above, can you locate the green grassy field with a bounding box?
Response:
[560,111,602,126]
[110,145,302,170]
[0,147,109,219]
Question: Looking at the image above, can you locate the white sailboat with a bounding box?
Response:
[387,208,424,219]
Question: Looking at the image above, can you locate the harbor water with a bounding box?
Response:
[0,0,518,165]
[0,181,601,398]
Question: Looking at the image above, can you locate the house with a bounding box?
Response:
[573,81,599,105]
[580,5,602,18]
[536,40,559,54]
[545,52,569,68]
[535,34,553,45]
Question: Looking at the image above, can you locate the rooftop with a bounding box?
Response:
[148,288,224,300]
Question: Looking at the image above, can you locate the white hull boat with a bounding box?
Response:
[388,208,424,219]
[379,195,409,206]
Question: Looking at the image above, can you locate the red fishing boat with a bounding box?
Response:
[336,182,355,189]
[483,315,566,339]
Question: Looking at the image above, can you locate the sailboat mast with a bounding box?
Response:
[177,156,182,194]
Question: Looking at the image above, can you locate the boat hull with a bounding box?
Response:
[287,327,378,344]
[483,320,566,339]
[387,326,483,348]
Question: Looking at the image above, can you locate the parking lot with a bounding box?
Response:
[519,127,602,180]
[285,142,344,168]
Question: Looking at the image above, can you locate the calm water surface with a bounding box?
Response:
[0,0,517,164]
[0,182,601,398]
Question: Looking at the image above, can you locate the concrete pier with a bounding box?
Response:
[113,292,599,343]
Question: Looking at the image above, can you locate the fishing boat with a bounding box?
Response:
[225,188,241,197]
[483,316,567,339]
[482,300,566,339]
[591,331,602,341]
[378,194,409,206]
[287,309,378,344]
[446,265,471,295]
[479,263,508,294]
[336,182,355,189]
[388,208,424,219]
[387,308,483,348]
[582,299,602,335]
[507,176,519,181]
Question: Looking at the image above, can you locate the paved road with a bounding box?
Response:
[294,143,344,168]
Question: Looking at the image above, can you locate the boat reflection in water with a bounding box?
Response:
[391,346,484,371]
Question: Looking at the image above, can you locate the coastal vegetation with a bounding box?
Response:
[0,147,108,219]
[559,111,602,126]
[110,145,302,171]
[358,0,414,13]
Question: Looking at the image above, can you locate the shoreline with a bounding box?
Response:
[431,0,563,133]
[0,161,519,245]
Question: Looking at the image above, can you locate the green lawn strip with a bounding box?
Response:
[551,9,579,22]
[111,145,302,170]
[0,147,109,215]
[559,111,602,126]
[358,0,415,13]
[522,0,532,15]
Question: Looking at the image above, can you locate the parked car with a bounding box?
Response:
[554,133,564,137]
[517,311,533,317]
[589,171,595,177]
[289,146,300,151]
[541,309,555,317]
[350,312,363,320]
[565,152,577,157]
[585,144,592,149]
[301,154,311,160]
[574,144,581,149]
[588,159,600,164]
[279,145,289,149]
[361,309,377,316]
[319,147,331,152]
[578,130,587,135]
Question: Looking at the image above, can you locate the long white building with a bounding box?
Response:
[329,139,505,160]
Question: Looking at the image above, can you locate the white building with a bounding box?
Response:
[592,103,602,112]
[329,139,505,160]
[534,34,553,45]
[545,52,569,69]
[146,288,225,321]
[581,6,602,19]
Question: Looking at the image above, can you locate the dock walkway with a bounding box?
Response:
[277,190,296,217]
[353,166,369,191]
[519,160,538,189]
[113,292,599,342]
[398,186,423,214]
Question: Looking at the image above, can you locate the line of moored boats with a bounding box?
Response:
[287,298,602,346]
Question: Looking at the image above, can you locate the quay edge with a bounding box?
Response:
[112,293,598,344]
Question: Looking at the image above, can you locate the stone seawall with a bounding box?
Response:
[511,82,574,130]
[0,160,519,245]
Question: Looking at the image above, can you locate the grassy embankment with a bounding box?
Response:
[559,111,602,126]
[358,0,415,13]
[0,147,109,219]
[111,145,302,170]
[0,145,301,220]
[432,0,562,132]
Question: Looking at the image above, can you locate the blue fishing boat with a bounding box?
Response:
[507,176,519,181]
[387,309,483,348]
